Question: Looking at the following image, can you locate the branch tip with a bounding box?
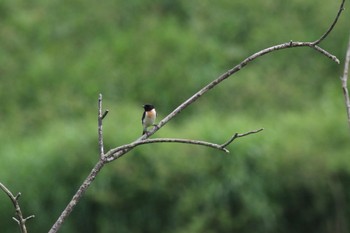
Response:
[12,217,19,223]
[102,109,109,120]
[15,192,21,200]
[25,215,35,222]
[222,148,230,153]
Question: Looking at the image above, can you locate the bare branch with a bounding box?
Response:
[102,109,109,120]
[312,0,345,45]
[12,217,20,224]
[104,128,264,161]
[116,138,230,154]
[24,215,35,222]
[0,182,34,233]
[312,45,340,64]
[98,94,105,159]
[49,95,109,233]
[220,128,264,149]
[15,192,21,200]
[48,160,106,233]
[340,34,350,129]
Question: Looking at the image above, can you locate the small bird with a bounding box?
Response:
[141,104,157,135]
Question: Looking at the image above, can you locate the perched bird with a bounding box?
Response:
[142,104,157,135]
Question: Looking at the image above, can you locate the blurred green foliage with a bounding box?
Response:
[1,0,350,232]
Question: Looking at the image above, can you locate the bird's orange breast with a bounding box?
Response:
[146,109,156,118]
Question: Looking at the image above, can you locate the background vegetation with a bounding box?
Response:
[1,0,350,232]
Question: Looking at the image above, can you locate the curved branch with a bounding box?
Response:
[104,128,264,161]
[116,138,230,154]
[312,0,345,45]
[0,182,35,233]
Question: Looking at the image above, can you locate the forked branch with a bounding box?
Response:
[104,128,264,162]
[0,182,35,233]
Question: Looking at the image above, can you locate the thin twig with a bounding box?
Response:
[311,45,340,64]
[0,182,34,233]
[102,109,109,120]
[340,35,350,129]
[220,128,264,149]
[312,0,345,45]
[98,94,105,159]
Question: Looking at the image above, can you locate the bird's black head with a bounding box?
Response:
[143,104,154,111]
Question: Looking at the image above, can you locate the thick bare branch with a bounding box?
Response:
[0,182,35,233]
[48,160,106,233]
[340,35,350,129]
[49,96,108,233]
